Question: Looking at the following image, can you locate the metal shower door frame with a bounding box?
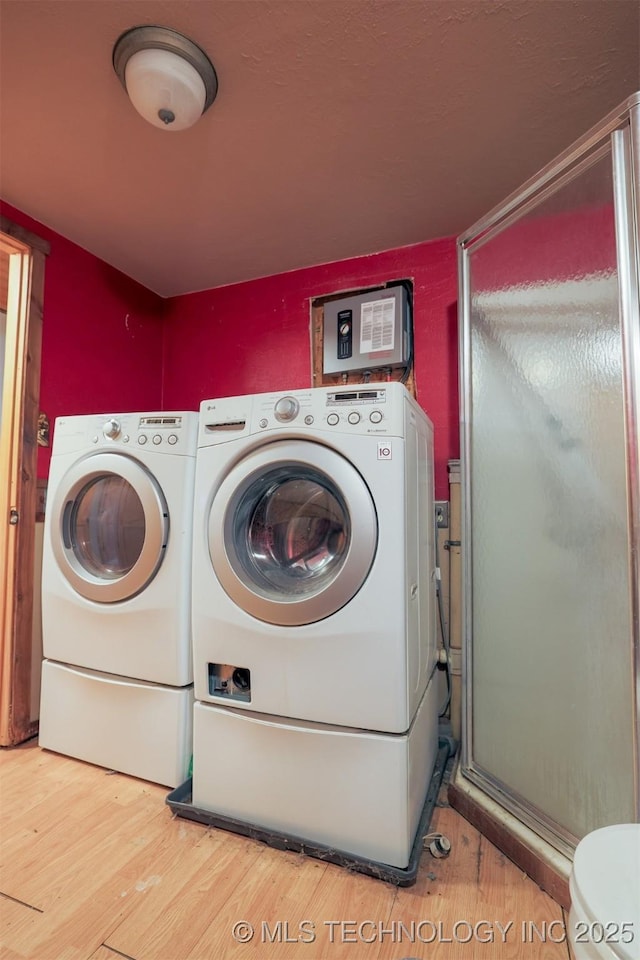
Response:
[458,92,640,856]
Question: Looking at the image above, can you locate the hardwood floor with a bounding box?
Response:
[1,740,570,960]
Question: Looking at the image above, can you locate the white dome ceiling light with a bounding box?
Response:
[113,25,218,132]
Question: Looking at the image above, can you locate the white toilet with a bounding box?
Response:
[568,823,640,960]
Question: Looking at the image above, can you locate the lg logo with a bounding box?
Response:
[377,441,392,460]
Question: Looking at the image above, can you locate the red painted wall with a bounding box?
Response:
[1,202,165,477]
[3,189,612,496]
[2,199,459,495]
[162,239,459,499]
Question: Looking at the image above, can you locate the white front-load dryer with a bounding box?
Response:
[42,412,198,684]
[191,383,437,733]
[39,411,198,786]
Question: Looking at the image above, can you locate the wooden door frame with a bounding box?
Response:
[0,216,49,746]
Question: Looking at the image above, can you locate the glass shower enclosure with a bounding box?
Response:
[458,92,639,856]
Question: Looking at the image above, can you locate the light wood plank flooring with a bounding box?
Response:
[1,740,570,960]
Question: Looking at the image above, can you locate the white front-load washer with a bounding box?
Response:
[190,383,439,866]
[39,411,198,786]
[191,382,437,733]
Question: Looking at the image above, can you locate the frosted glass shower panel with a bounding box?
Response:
[467,148,636,842]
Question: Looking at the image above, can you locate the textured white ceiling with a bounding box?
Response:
[1,1,638,297]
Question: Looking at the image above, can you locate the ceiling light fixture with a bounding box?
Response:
[113,25,218,131]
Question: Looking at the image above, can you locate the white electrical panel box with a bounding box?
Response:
[322,285,410,376]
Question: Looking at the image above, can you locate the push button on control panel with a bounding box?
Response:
[327,413,339,426]
[138,434,148,445]
[348,411,361,425]
[168,434,178,445]
[152,434,162,445]
[369,410,383,424]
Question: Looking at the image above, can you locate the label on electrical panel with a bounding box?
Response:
[360,297,395,353]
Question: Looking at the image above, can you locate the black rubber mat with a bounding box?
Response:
[166,735,455,886]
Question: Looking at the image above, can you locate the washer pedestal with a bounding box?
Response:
[192,675,438,869]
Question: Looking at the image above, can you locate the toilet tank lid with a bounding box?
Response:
[570,824,640,960]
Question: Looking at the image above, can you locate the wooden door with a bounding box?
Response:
[0,217,48,745]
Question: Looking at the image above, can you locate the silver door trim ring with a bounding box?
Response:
[51,453,169,603]
[208,440,378,625]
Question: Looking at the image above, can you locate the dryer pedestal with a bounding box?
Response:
[192,674,438,869]
[39,660,193,788]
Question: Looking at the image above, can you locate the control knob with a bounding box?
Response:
[102,418,121,439]
[274,396,300,422]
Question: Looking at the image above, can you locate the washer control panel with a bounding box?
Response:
[199,383,412,445]
[321,387,393,433]
[257,385,394,435]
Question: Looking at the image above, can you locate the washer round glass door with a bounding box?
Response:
[51,453,169,603]
[208,440,378,625]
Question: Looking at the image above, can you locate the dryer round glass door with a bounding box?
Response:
[51,453,169,602]
[208,440,378,625]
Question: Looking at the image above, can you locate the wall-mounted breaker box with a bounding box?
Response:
[322,284,410,376]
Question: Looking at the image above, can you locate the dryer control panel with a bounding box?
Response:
[51,411,199,456]
[134,415,187,451]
